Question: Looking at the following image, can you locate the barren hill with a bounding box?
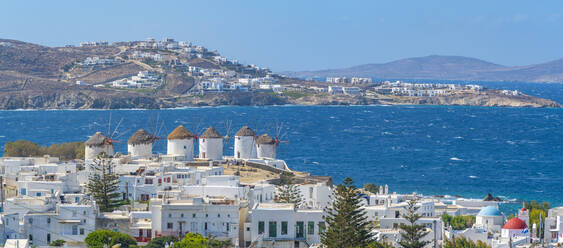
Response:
[285,55,563,83]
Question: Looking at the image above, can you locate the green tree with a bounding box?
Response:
[398,199,430,248]
[173,233,230,248]
[524,200,549,238]
[275,172,303,207]
[46,142,85,160]
[321,177,374,248]
[441,213,476,230]
[85,230,137,248]
[86,153,122,212]
[3,140,46,157]
[364,183,379,194]
[146,236,179,248]
[3,140,85,160]
[444,236,490,248]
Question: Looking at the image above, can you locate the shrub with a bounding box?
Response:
[85,230,137,248]
[49,240,66,246]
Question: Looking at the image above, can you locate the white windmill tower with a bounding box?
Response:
[256,121,288,159]
[85,116,124,160]
[84,132,116,160]
[256,134,276,159]
[233,126,257,159]
[127,129,154,158]
[167,125,195,161]
[198,126,223,161]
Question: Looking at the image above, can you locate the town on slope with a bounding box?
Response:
[0,125,561,248]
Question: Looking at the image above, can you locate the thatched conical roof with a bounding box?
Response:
[200,127,222,139]
[256,134,275,145]
[167,125,194,140]
[235,126,256,137]
[128,129,153,145]
[85,132,108,146]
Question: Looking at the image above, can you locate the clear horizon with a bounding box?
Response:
[1,0,562,71]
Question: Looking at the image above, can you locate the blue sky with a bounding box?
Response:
[1,0,562,71]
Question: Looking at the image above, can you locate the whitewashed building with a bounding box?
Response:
[247,203,324,248]
[150,197,239,244]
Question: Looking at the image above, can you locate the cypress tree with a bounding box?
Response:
[321,177,373,248]
[398,199,430,248]
[275,172,303,207]
[86,153,122,212]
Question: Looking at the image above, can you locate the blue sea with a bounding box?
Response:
[0,82,561,210]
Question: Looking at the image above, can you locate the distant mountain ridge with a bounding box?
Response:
[284,55,563,83]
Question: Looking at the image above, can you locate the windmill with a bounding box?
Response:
[256,119,288,159]
[146,113,167,155]
[85,114,126,159]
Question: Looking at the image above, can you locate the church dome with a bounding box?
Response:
[478,206,502,217]
[503,218,527,230]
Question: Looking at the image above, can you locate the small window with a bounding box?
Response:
[269,221,277,238]
[167,222,173,229]
[80,228,85,235]
[258,221,265,234]
[47,218,51,224]
[308,221,315,235]
[281,221,288,235]
[181,213,184,218]
[29,218,33,224]
[169,213,172,218]
[193,213,196,218]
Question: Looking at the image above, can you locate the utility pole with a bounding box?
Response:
[125,181,130,208]
[0,176,4,212]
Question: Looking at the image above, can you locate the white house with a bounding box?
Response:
[150,197,239,244]
[328,86,344,95]
[248,203,324,248]
[22,201,96,246]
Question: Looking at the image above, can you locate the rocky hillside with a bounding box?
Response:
[0,38,560,109]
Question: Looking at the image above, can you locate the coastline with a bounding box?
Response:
[1,103,562,112]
